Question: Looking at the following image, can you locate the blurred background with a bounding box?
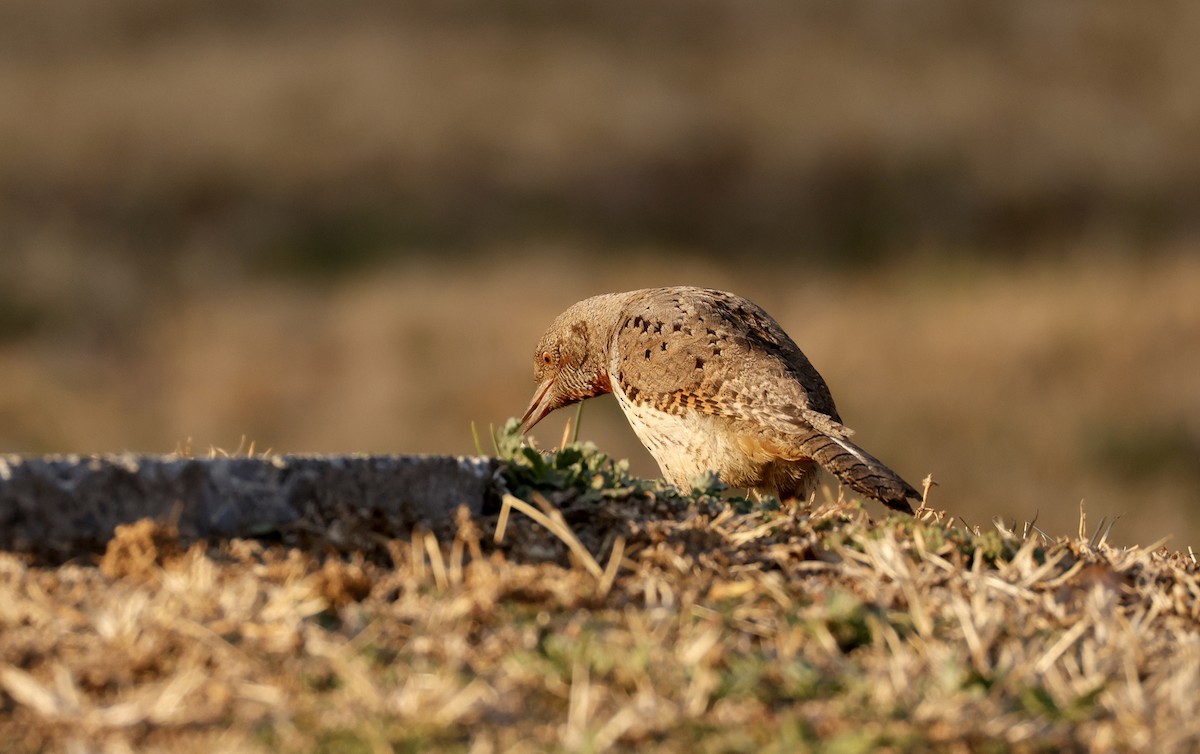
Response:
[1,0,1198,547]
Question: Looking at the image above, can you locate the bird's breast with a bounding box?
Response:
[612,379,772,490]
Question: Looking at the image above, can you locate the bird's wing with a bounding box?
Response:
[611,287,852,439]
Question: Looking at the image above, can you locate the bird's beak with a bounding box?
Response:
[519,378,558,434]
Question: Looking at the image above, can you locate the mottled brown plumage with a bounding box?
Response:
[520,287,920,513]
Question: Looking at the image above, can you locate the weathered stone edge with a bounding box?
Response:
[0,454,505,556]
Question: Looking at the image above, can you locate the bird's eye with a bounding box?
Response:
[541,351,553,365]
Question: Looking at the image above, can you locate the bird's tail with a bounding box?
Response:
[800,432,920,514]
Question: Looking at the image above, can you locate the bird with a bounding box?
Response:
[519,287,921,513]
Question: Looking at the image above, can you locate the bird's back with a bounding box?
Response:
[605,287,917,510]
[609,287,844,436]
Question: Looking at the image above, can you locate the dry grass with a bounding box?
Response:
[1,17,1199,741]
[2,439,1199,753]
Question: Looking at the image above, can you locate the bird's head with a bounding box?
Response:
[519,296,621,434]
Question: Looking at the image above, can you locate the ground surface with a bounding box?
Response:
[2,434,1198,753]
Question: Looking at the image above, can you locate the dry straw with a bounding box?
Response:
[0,485,1198,752]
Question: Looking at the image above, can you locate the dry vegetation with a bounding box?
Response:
[1,5,1199,745]
[2,434,1198,753]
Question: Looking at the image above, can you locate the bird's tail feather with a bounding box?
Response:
[800,433,919,514]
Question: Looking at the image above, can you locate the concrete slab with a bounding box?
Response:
[0,454,502,557]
